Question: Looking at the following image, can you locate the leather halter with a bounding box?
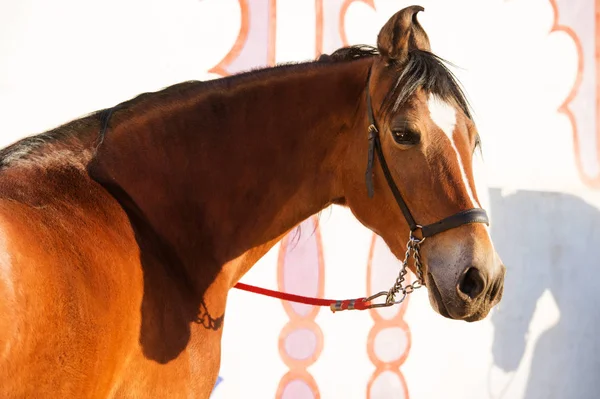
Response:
[363,69,489,238]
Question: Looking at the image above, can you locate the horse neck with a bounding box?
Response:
[89,57,371,289]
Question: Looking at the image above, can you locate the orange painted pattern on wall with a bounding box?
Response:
[210,0,276,76]
[276,216,325,399]
[366,234,412,399]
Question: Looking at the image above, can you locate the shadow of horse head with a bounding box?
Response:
[488,188,600,390]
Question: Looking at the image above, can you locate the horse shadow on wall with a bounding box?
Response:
[489,188,600,399]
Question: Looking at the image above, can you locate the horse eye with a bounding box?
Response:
[392,129,420,145]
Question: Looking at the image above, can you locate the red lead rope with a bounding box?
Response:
[233,282,373,312]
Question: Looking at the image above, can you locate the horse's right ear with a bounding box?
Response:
[377,6,431,63]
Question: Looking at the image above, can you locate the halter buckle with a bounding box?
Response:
[367,124,378,137]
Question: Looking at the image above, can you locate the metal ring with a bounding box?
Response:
[392,292,407,305]
[410,225,426,243]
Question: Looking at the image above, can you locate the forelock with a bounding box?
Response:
[384,50,472,120]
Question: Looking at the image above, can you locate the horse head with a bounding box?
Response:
[340,6,505,321]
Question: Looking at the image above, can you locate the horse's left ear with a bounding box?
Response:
[377,5,431,63]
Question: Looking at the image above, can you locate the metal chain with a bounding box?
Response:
[366,232,426,309]
[383,232,425,305]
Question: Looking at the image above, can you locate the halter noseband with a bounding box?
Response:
[364,70,489,239]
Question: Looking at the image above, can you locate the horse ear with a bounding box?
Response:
[376,6,431,63]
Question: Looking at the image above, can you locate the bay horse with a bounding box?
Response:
[0,6,505,398]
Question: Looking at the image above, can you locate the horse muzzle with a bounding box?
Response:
[426,261,505,322]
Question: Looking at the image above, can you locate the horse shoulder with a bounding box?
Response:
[0,187,144,396]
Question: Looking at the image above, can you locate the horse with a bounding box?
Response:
[0,6,505,398]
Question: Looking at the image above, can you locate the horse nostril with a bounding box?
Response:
[458,267,485,300]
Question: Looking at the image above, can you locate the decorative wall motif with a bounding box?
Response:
[276,216,325,399]
[366,234,412,399]
[315,0,374,56]
[209,0,277,76]
[548,0,599,188]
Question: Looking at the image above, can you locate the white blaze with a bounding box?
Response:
[427,94,480,208]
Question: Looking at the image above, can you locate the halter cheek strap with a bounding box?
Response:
[364,69,489,238]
